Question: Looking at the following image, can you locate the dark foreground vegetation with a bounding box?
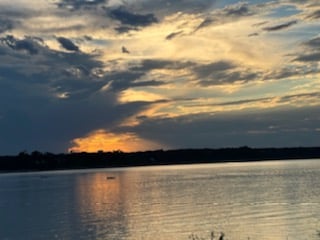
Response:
[0,146,319,173]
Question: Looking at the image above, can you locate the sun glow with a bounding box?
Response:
[69,130,163,153]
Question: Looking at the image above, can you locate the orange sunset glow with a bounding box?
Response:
[69,130,162,153]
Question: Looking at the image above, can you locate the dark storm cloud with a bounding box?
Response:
[121,106,320,149]
[57,37,80,51]
[0,34,159,154]
[109,7,158,27]
[0,36,105,96]
[0,35,42,55]
[57,0,107,10]
[262,20,298,31]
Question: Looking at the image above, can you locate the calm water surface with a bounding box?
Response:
[0,159,319,240]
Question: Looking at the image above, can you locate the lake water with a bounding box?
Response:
[0,159,319,240]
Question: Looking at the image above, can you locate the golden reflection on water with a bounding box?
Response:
[75,173,121,219]
[71,162,320,240]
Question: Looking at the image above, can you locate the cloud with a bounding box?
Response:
[192,61,260,86]
[0,18,14,33]
[114,25,138,33]
[131,59,195,72]
[224,2,252,17]
[193,61,236,78]
[198,70,259,86]
[0,34,156,153]
[214,97,272,107]
[264,65,319,80]
[57,37,80,51]
[123,0,216,17]
[57,0,107,10]
[209,92,320,108]
[306,9,320,19]
[101,65,167,91]
[252,21,268,27]
[279,92,320,104]
[97,59,193,93]
[290,36,320,63]
[262,20,298,31]
[121,106,320,149]
[109,7,158,29]
[0,35,42,55]
[130,80,166,88]
[165,31,184,40]
[293,52,320,62]
[303,37,320,48]
[194,18,215,32]
[194,2,256,32]
[103,71,145,91]
[248,32,259,37]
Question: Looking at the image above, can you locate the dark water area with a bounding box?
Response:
[0,159,319,240]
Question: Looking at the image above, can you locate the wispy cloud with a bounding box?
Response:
[262,20,298,31]
[193,61,260,86]
[165,31,184,40]
[306,9,320,19]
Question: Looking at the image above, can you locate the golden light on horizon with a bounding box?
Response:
[69,130,163,153]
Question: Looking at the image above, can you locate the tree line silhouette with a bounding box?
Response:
[0,146,319,172]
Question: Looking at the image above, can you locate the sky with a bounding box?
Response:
[0,0,319,154]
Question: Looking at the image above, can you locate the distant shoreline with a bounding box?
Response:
[0,147,320,173]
